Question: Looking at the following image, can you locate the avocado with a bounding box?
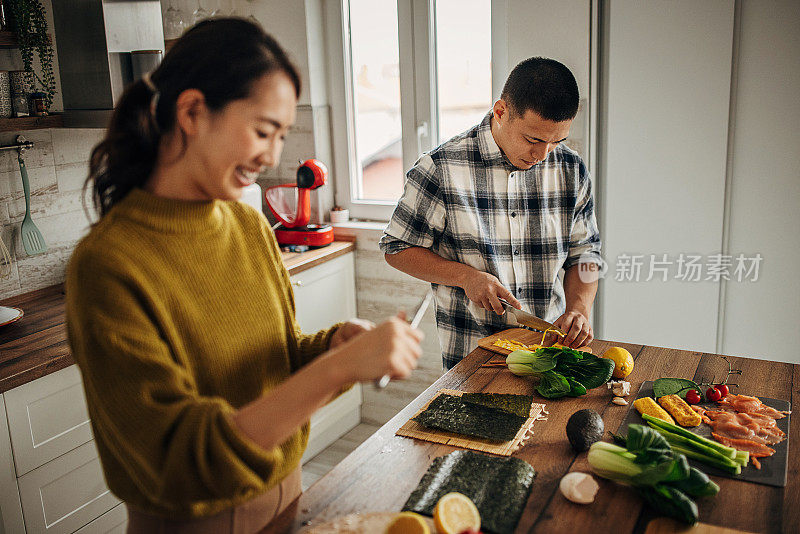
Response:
[566,409,604,452]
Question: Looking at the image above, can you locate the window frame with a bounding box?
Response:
[327,0,438,221]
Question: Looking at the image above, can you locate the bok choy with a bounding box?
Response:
[506,347,614,398]
[588,424,719,525]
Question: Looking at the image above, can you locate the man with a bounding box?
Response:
[379,57,604,370]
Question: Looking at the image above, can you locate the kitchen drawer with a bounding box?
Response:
[291,252,356,333]
[18,440,120,534]
[5,366,93,476]
[73,503,127,534]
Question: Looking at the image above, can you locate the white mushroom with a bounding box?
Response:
[559,472,600,504]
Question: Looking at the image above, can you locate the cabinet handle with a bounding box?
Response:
[293,280,303,287]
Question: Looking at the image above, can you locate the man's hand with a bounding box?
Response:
[553,310,593,348]
[329,318,376,349]
[460,269,522,315]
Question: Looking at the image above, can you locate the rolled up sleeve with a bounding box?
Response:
[563,161,605,272]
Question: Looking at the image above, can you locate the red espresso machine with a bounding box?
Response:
[265,159,334,247]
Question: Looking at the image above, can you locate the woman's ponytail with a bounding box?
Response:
[88,78,161,218]
[85,18,301,219]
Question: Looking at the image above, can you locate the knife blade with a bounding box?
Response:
[375,289,433,389]
[498,298,566,337]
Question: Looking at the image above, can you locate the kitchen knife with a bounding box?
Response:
[498,298,566,337]
[375,289,433,389]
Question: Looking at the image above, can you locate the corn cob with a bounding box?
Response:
[633,397,676,425]
[658,394,702,427]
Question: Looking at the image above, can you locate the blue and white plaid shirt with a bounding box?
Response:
[380,112,604,369]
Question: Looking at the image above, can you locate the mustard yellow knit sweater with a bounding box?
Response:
[65,188,338,518]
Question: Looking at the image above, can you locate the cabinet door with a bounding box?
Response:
[17,441,119,534]
[5,366,93,476]
[73,503,127,534]
[290,253,356,333]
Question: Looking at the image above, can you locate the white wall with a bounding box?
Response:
[491,0,591,159]
[720,0,800,364]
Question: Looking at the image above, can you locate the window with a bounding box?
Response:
[329,0,492,220]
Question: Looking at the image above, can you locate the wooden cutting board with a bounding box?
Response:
[478,328,593,356]
[644,517,756,534]
[477,328,551,356]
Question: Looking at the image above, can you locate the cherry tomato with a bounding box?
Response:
[685,389,702,404]
[715,384,729,397]
[706,386,723,402]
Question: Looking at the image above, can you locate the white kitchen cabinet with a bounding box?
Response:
[72,505,126,534]
[5,367,92,477]
[290,252,362,464]
[291,253,357,333]
[17,442,120,534]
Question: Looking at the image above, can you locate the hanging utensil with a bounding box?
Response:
[17,146,46,256]
[374,289,433,389]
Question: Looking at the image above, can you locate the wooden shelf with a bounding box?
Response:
[0,114,63,132]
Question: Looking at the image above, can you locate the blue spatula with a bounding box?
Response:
[18,152,46,256]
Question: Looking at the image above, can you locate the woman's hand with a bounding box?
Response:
[328,314,424,383]
[329,318,375,349]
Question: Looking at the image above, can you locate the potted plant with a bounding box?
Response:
[7,0,56,112]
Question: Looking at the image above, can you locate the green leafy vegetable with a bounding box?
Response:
[506,347,614,399]
[588,424,719,525]
[653,378,701,400]
[536,370,571,398]
[641,414,747,475]
[638,485,699,525]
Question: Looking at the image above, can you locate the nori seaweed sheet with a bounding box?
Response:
[402,450,536,534]
[460,392,535,418]
[414,394,527,442]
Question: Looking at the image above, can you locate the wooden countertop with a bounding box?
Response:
[265,341,800,534]
[0,240,356,393]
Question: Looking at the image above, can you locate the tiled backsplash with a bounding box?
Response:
[0,128,103,299]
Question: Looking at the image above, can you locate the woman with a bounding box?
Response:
[65,18,423,533]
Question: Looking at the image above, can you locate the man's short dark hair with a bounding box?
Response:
[500,57,579,122]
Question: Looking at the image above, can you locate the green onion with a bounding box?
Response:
[735,449,750,466]
[642,414,738,459]
[668,444,741,475]
[648,426,737,464]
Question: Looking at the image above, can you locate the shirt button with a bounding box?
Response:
[514,249,520,256]
[511,212,517,218]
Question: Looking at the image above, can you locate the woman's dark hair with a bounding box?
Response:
[501,57,579,122]
[87,18,301,217]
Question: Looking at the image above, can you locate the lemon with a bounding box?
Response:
[433,492,481,534]
[385,512,430,534]
[602,346,634,379]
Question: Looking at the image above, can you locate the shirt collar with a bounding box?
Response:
[476,111,518,173]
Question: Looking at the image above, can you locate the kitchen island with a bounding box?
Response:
[265,339,799,534]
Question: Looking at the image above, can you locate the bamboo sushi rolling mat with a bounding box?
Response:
[395,388,546,456]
